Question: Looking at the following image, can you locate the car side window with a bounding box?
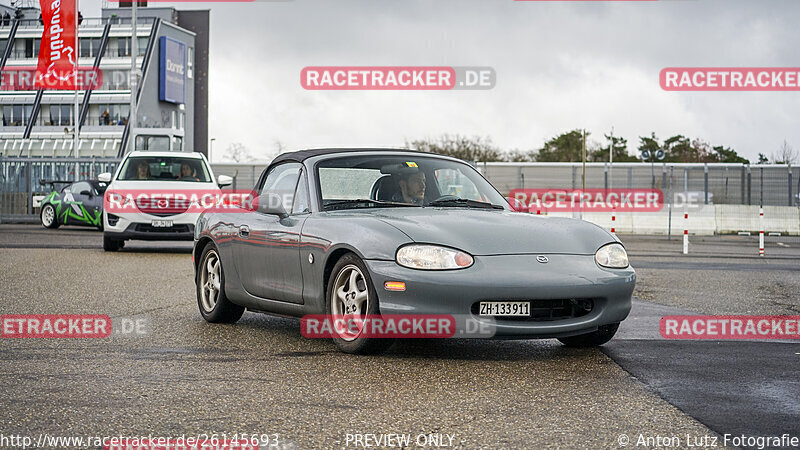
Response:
[70,181,91,196]
[292,170,310,215]
[259,163,302,212]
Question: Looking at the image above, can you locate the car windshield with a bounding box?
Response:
[317,154,508,211]
[117,156,211,182]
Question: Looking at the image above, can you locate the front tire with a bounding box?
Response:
[41,204,59,229]
[557,323,620,348]
[325,253,393,354]
[103,233,123,251]
[196,243,244,323]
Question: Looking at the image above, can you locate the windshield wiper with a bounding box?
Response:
[426,198,505,209]
[323,199,421,211]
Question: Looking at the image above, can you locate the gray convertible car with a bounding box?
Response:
[193,148,635,354]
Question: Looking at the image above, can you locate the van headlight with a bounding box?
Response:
[396,244,474,270]
[595,243,629,268]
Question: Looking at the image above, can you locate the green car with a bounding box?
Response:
[39,180,107,230]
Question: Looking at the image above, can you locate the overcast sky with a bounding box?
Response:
[57,0,800,161]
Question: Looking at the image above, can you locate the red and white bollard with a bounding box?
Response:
[683,212,689,254]
[611,208,616,233]
[759,207,765,256]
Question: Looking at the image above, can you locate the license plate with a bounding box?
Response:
[150,219,173,227]
[479,301,530,317]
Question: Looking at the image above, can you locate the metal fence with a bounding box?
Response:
[479,162,797,207]
[1,158,798,235]
[0,157,120,221]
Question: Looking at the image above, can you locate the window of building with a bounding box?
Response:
[81,38,102,58]
[135,136,171,151]
[24,39,34,58]
[2,104,34,126]
[138,37,148,56]
[93,104,130,125]
[49,105,74,127]
[116,37,131,57]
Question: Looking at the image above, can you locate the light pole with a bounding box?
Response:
[209,138,216,162]
[129,0,138,152]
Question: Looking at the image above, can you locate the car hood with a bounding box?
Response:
[336,208,616,256]
[108,180,220,191]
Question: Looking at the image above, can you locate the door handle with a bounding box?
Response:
[238,225,250,238]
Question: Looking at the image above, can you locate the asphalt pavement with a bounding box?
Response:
[0,225,798,449]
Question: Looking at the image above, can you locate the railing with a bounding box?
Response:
[0,156,121,221]
[10,17,156,29]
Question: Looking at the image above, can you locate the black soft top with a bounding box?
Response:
[270,148,435,165]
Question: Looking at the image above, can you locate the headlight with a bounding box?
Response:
[396,244,474,270]
[595,243,629,268]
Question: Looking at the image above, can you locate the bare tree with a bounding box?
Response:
[772,140,798,165]
[223,142,254,163]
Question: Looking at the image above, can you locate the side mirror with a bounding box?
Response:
[217,175,233,187]
[257,192,289,218]
[98,172,112,183]
[507,197,529,213]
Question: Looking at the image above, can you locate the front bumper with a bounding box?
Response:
[364,254,635,338]
[104,211,198,241]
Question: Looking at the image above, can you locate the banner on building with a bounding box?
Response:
[34,0,78,90]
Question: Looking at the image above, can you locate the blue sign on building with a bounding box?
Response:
[159,36,186,104]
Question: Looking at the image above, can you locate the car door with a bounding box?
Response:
[63,181,96,226]
[232,163,307,303]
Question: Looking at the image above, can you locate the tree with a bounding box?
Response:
[406,135,504,162]
[505,149,537,162]
[590,133,638,162]
[535,130,587,162]
[223,142,254,163]
[638,133,663,160]
[772,140,797,165]
[712,145,749,163]
[757,153,769,164]
[638,133,748,163]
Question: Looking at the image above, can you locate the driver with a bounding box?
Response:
[178,163,198,181]
[392,171,426,205]
[136,161,151,180]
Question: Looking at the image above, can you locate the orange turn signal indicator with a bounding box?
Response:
[384,281,406,292]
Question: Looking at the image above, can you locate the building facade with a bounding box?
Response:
[0,1,208,157]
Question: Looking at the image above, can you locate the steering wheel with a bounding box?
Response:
[433,195,459,202]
